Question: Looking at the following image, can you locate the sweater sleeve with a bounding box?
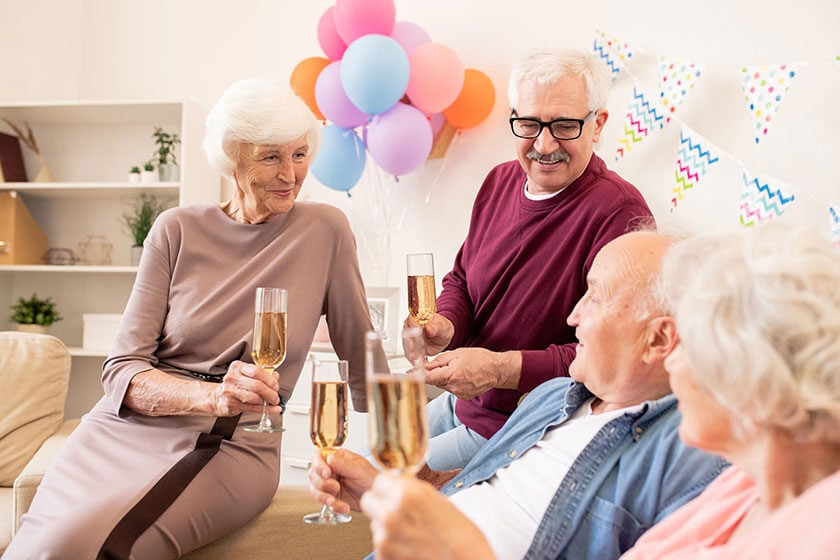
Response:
[436,244,476,350]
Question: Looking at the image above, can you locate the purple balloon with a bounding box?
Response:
[367,103,433,176]
[390,21,431,55]
[315,61,369,129]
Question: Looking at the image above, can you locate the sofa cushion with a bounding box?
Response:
[0,332,71,486]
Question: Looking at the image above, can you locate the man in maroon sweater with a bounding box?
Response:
[411,47,654,470]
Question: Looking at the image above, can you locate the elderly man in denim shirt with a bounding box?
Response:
[308,231,728,560]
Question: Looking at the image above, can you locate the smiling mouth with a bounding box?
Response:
[526,148,570,165]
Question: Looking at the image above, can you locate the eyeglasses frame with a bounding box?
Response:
[508,109,598,141]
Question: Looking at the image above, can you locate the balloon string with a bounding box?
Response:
[423,129,460,205]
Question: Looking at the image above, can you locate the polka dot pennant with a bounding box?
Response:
[658,58,706,122]
[593,30,634,81]
[740,64,798,145]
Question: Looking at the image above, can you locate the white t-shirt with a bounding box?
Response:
[448,399,643,560]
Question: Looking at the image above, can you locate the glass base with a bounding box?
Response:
[242,423,284,433]
[303,510,352,525]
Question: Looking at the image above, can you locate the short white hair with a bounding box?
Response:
[507,48,611,112]
[661,221,840,443]
[203,78,322,180]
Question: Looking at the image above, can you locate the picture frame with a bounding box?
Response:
[365,286,400,352]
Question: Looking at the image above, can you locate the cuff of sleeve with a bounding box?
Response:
[518,350,559,392]
[437,309,469,350]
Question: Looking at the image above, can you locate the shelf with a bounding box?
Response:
[0,100,183,126]
[1,182,179,200]
[0,265,138,273]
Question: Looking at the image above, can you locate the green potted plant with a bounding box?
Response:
[151,126,181,181]
[122,193,169,265]
[128,165,141,183]
[140,161,157,183]
[9,293,62,333]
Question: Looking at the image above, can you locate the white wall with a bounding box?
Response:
[3,0,839,297]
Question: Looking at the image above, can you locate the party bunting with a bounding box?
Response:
[740,64,798,145]
[739,170,796,227]
[830,205,840,247]
[659,58,706,122]
[593,30,633,81]
[672,126,719,210]
[616,86,666,160]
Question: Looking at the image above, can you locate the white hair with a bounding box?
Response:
[661,221,840,443]
[507,48,611,112]
[203,78,322,180]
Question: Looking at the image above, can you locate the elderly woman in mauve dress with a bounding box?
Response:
[6,78,379,559]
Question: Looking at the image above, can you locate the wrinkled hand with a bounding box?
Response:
[404,314,454,356]
[307,449,378,514]
[212,360,282,417]
[424,347,520,400]
[360,472,494,560]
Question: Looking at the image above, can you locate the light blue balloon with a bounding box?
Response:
[311,125,366,192]
[341,34,409,115]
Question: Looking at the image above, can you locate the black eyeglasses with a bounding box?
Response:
[509,110,597,140]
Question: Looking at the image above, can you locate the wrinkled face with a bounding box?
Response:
[513,75,607,195]
[665,342,737,455]
[233,138,310,221]
[566,241,656,405]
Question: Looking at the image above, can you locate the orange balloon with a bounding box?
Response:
[443,69,496,130]
[290,56,331,121]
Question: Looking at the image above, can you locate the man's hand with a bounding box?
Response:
[307,449,377,514]
[424,348,522,400]
[404,313,455,356]
[360,472,495,560]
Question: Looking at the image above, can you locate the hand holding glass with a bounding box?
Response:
[366,329,429,474]
[406,253,436,326]
[303,359,351,524]
[244,287,287,434]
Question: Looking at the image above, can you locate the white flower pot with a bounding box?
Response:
[130,246,144,266]
[140,170,157,183]
[128,172,141,183]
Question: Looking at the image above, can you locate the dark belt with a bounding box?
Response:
[97,414,241,559]
[176,368,225,383]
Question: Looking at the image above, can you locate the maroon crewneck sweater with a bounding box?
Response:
[437,155,653,438]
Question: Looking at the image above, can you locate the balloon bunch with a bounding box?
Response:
[290,0,495,193]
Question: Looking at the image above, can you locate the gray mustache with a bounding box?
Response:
[526,148,570,164]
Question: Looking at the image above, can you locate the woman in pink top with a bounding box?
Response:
[622,221,840,560]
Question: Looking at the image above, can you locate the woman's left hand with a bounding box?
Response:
[212,360,283,417]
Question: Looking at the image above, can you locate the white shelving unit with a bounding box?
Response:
[0,100,220,418]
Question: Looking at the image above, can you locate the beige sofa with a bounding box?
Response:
[0,331,372,558]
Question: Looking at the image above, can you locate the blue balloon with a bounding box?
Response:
[341,34,409,115]
[311,125,366,192]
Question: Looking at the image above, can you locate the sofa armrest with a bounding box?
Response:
[12,418,80,534]
[182,485,372,559]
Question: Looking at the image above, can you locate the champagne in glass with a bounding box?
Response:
[244,287,287,433]
[366,329,429,474]
[406,253,436,326]
[303,359,352,525]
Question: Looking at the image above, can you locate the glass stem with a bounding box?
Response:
[258,402,271,430]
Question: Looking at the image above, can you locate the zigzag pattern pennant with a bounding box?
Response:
[739,169,796,227]
[593,30,633,81]
[830,205,840,247]
[741,64,798,145]
[672,126,719,210]
[616,86,666,160]
[659,57,706,122]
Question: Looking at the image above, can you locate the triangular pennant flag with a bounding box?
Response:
[672,125,720,210]
[830,204,840,248]
[659,57,706,122]
[739,169,796,227]
[616,86,666,160]
[740,64,798,145]
[593,30,633,81]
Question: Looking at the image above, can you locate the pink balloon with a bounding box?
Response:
[390,21,431,55]
[334,0,396,45]
[367,103,432,176]
[406,43,465,115]
[315,61,369,129]
[317,6,347,60]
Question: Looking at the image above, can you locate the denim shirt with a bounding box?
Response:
[440,378,729,560]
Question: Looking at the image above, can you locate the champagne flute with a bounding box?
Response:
[303,359,351,525]
[406,253,436,326]
[244,287,287,433]
[366,329,429,474]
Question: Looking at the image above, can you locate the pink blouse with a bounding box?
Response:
[622,465,840,559]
